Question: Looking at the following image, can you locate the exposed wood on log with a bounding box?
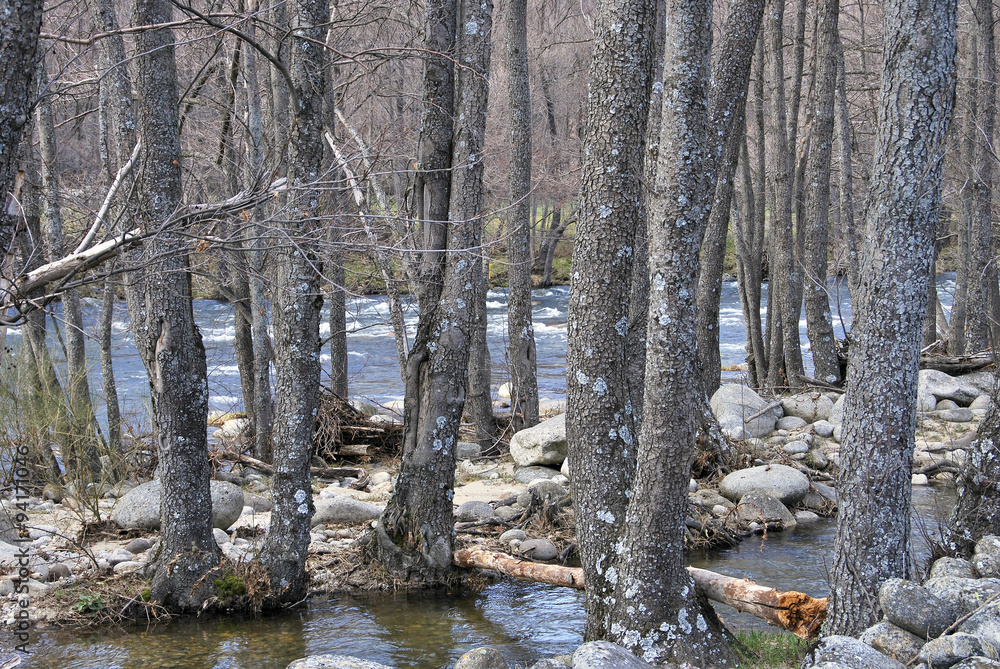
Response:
[219,450,369,488]
[919,352,994,374]
[452,548,827,639]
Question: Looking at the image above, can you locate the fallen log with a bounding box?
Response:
[452,548,826,639]
[219,451,369,488]
[919,351,994,375]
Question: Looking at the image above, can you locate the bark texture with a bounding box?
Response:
[825,0,956,635]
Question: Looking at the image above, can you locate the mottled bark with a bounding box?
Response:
[825,0,956,635]
[607,0,736,664]
[566,0,653,639]
[373,0,492,584]
[764,0,804,390]
[467,266,495,450]
[130,0,218,610]
[951,34,979,357]
[261,0,329,604]
[802,0,840,385]
[835,33,860,300]
[505,0,539,432]
[946,370,1000,557]
[0,0,43,254]
[100,273,122,458]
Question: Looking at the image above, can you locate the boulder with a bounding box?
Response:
[112,480,244,531]
[925,577,1000,618]
[456,501,496,522]
[510,414,567,467]
[527,480,569,503]
[782,392,835,422]
[518,538,559,561]
[783,440,810,455]
[802,481,839,511]
[243,491,272,512]
[920,370,982,406]
[859,621,926,662]
[312,496,383,527]
[958,599,1000,655]
[938,408,975,423]
[976,537,1000,578]
[572,641,654,669]
[514,466,562,484]
[0,509,17,544]
[736,490,796,530]
[951,659,1000,669]
[454,647,509,669]
[971,395,994,411]
[287,656,392,669]
[711,384,780,439]
[918,634,990,669]
[805,635,907,669]
[778,416,809,431]
[929,558,977,580]
[813,420,836,438]
[719,464,810,505]
[880,578,956,639]
[457,442,482,460]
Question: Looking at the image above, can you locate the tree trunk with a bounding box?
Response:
[607,0,736,663]
[100,272,122,460]
[566,0,652,638]
[801,0,840,385]
[467,265,496,450]
[834,31,860,299]
[950,33,978,357]
[372,0,492,584]
[946,370,1000,557]
[505,0,539,433]
[825,0,956,635]
[130,0,218,611]
[260,0,329,605]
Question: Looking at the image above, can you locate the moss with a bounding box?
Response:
[214,573,248,599]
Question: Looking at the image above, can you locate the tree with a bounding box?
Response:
[505,0,539,433]
[825,0,956,635]
[128,0,219,610]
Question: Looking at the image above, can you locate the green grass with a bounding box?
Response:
[735,630,809,669]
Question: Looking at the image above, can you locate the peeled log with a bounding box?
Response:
[453,548,826,639]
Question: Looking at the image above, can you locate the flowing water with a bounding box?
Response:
[7,277,960,667]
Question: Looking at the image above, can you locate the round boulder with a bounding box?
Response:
[287,656,392,669]
[509,414,567,467]
[711,384,780,439]
[111,480,244,531]
[454,647,508,669]
[918,634,988,669]
[736,490,796,530]
[781,392,835,422]
[312,496,383,527]
[880,578,956,639]
[719,464,810,505]
[860,621,926,662]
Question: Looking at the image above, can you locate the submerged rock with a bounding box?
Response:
[286,656,393,669]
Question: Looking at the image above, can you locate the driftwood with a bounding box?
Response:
[452,548,827,639]
[220,451,369,489]
[919,352,994,375]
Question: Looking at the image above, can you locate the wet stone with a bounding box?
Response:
[454,646,509,669]
[286,656,393,669]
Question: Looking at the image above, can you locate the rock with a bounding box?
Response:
[496,506,521,522]
[456,501,496,522]
[0,509,18,544]
[805,449,830,470]
[919,634,990,669]
[560,458,571,479]
[243,491,273,512]
[514,466,562,484]
[951,659,1000,669]
[938,408,975,423]
[880,578,956,639]
[517,539,559,561]
[500,529,527,544]
[795,510,821,523]
[912,474,930,486]
[975,537,1000,578]
[924,578,1000,618]
[348,400,377,417]
[929,558,977,580]
[105,548,136,566]
[454,647,509,669]
[711,384,780,439]
[457,442,482,460]
[49,563,71,581]
[920,370,983,406]
[531,661,571,669]
[498,382,512,399]
[778,416,809,431]
[217,417,250,440]
[860,621,925,661]
[286,656,393,669]
[719,464,810,505]
[958,598,1000,653]
[510,414,567,467]
[736,490,796,529]
[938,399,961,410]
[692,489,732,509]
[970,395,994,411]
[112,480,244,531]
[213,528,231,546]
[369,472,392,486]
[113,560,143,574]
[805,635,908,669]
[528,480,568,502]
[802,481,838,510]
[814,420,836,438]
[312,496,383,527]
[572,641,654,669]
[125,537,153,555]
[782,392,835,422]
[784,440,810,455]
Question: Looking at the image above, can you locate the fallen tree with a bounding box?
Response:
[453,548,826,639]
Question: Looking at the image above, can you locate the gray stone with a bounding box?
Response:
[499,529,527,544]
[918,634,989,669]
[496,506,522,522]
[970,396,994,411]
[517,539,559,561]
[938,408,975,423]
[802,481,839,510]
[0,509,18,545]
[213,528,231,546]
[243,491,273,512]
[348,400,378,417]
[975,554,1000,579]
[719,464,811,505]
[806,635,907,669]
[736,490,796,529]
[510,414,567,467]
[125,537,152,554]
[457,442,482,460]
[779,416,809,431]
[105,548,135,566]
[528,480,568,502]
[805,449,830,471]
[456,501,496,522]
[572,641,654,669]
[860,621,925,662]
[929,558,977,580]
[938,399,961,410]
[958,599,1000,654]
[531,661,571,669]
[312,496,383,527]
[112,480,244,531]
[113,560,143,573]
[286,656,393,669]
[784,440,810,455]
[560,457,571,479]
[880,578,956,639]
[454,647,509,669]
[920,370,983,406]
[711,384,780,439]
[782,392,835,422]
[514,466,562,484]
[49,563,71,581]
[952,658,1000,669]
[692,489,732,509]
[814,420,836,438]
[830,394,847,426]
[795,510,821,523]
